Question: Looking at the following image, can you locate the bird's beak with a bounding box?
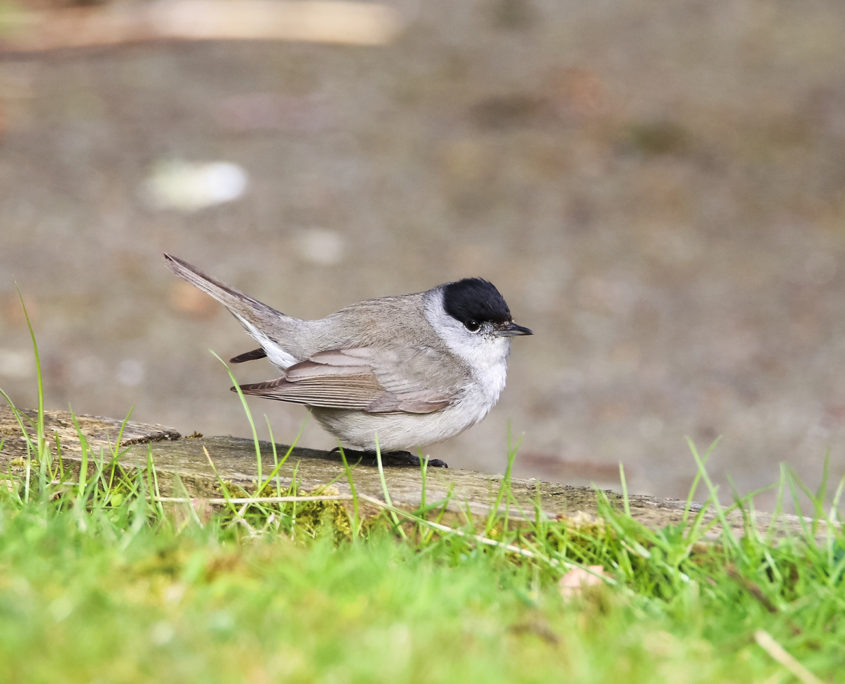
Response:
[496,321,533,337]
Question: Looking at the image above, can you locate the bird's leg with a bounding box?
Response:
[330,447,448,469]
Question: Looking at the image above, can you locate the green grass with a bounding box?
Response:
[0,294,843,683]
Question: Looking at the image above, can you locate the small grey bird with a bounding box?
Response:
[164,254,532,466]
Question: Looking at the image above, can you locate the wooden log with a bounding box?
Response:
[0,404,824,539]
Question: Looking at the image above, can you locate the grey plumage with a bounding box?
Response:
[164,253,531,452]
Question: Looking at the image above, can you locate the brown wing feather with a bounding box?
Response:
[236,374,383,409]
[234,348,452,414]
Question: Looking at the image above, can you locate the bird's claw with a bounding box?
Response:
[330,447,448,469]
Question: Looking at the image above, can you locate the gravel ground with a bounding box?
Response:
[2,0,844,510]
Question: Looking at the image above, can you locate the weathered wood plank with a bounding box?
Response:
[0,405,824,539]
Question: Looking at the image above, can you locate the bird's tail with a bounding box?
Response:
[163,253,298,367]
[164,253,269,315]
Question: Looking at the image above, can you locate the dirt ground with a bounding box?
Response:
[2,0,844,511]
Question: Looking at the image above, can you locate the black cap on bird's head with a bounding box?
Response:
[442,278,533,337]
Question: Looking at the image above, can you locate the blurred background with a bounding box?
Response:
[1,0,844,511]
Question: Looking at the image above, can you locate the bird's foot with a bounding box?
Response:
[330,447,448,469]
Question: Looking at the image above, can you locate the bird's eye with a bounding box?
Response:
[465,320,481,332]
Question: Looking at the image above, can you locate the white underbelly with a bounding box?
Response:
[311,392,496,452]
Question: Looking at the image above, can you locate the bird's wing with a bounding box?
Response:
[236,347,454,414]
